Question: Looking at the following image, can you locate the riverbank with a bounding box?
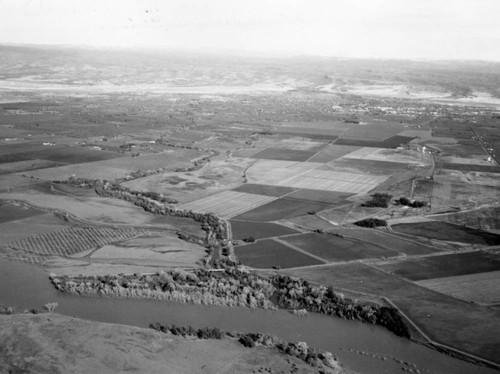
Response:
[49,267,410,338]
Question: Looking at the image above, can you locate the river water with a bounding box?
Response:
[0,258,496,374]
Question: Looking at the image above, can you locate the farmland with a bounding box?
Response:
[280,232,398,262]
[234,239,324,269]
[392,221,500,246]
[376,250,500,281]
[0,45,500,371]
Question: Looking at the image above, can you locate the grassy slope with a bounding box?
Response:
[0,313,347,374]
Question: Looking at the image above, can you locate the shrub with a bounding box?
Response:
[239,335,256,348]
[362,193,393,208]
[243,236,256,243]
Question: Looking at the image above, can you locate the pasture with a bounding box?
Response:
[0,174,40,191]
[376,250,500,281]
[234,238,323,269]
[0,213,71,243]
[0,202,44,223]
[280,232,397,262]
[22,163,130,181]
[416,271,500,305]
[17,145,124,165]
[392,221,500,246]
[0,159,64,173]
[98,148,209,172]
[90,230,206,267]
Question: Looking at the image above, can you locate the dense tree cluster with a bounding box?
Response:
[50,268,276,309]
[272,275,410,338]
[354,218,388,227]
[398,197,427,208]
[51,270,410,339]
[361,193,393,208]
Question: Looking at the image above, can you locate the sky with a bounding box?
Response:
[0,0,499,61]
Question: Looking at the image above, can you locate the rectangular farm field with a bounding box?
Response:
[327,228,436,256]
[234,239,323,269]
[277,132,338,141]
[232,183,295,197]
[251,148,316,162]
[416,271,500,305]
[281,232,397,262]
[392,221,500,246]
[335,135,414,148]
[233,197,333,222]
[341,122,404,140]
[286,189,352,205]
[330,158,409,176]
[436,162,499,174]
[230,220,299,241]
[307,145,361,163]
[377,250,500,281]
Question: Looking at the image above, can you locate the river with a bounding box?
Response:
[0,258,496,374]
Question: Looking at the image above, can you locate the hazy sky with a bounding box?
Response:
[1,0,499,61]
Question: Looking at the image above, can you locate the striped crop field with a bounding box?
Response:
[6,226,146,257]
[246,159,323,185]
[277,169,388,195]
[412,179,435,201]
[179,191,278,219]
